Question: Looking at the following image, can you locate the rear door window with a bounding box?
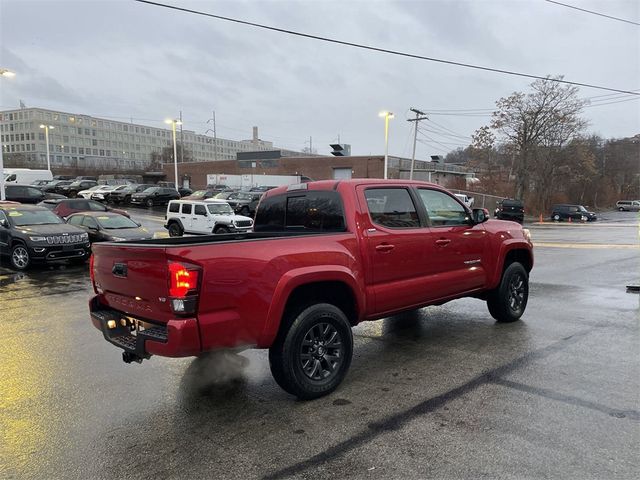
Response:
[254,191,345,232]
[181,203,192,215]
[364,188,420,228]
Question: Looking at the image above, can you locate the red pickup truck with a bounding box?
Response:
[89,180,533,399]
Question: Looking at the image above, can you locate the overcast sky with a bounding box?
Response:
[1,0,638,158]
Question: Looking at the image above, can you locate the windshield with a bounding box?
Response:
[578,206,588,212]
[237,193,255,201]
[7,209,64,226]
[86,185,101,191]
[143,187,159,193]
[207,203,234,215]
[96,215,139,229]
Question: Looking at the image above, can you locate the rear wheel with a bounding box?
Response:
[168,222,183,237]
[10,244,31,271]
[269,303,353,399]
[487,262,529,323]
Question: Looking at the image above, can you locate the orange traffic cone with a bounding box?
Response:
[539,213,543,223]
[568,216,572,223]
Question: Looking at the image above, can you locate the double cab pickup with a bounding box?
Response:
[89,180,533,399]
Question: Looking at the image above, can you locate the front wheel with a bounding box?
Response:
[269,303,353,400]
[145,198,154,208]
[214,226,230,234]
[487,262,529,323]
[552,214,560,222]
[10,244,31,271]
[618,207,624,211]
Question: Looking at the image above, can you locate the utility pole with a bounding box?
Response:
[407,108,428,180]
[179,110,184,164]
[207,111,218,162]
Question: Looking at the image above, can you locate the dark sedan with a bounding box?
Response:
[108,184,156,204]
[41,180,72,194]
[66,212,154,243]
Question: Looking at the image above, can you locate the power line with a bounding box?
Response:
[134,0,639,96]
[544,0,640,26]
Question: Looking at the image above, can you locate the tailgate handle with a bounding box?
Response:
[112,263,128,278]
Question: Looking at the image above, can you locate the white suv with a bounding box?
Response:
[616,200,640,212]
[165,199,253,236]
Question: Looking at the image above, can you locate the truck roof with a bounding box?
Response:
[264,178,441,198]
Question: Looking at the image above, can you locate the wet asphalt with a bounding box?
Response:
[0,209,638,479]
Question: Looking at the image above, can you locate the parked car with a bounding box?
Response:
[183,189,219,201]
[222,191,263,217]
[59,180,98,198]
[454,193,474,208]
[178,187,193,198]
[42,179,72,194]
[616,200,640,212]
[550,204,597,222]
[39,198,130,219]
[131,187,180,207]
[90,185,118,202]
[108,184,155,204]
[4,184,47,204]
[165,199,253,236]
[0,204,90,270]
[66,212,153,243]
[77,185,105,199]
[494,198,524,224]
[89,179,534,399]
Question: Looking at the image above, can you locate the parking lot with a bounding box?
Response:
[1,209,638,479]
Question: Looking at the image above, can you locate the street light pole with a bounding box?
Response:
[379,111,394,179]
[40,125,54,171]
[165,119,182,189]
[0,68,16,200]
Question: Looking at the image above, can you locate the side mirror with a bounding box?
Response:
[135,221,142,227]
[472,208,489,224]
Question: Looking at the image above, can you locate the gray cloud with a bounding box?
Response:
[1,0,638,157]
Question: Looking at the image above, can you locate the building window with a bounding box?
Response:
[79,148,84,154]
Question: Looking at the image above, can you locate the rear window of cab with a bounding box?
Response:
[254,191,345,232]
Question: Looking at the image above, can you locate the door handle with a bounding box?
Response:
[376,243,395,252]
[435,239,451,246]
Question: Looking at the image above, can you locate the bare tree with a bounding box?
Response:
[488,76,588,201]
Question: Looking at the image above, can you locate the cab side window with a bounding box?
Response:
[417,189,468,227]
[364,188,420,228]
[181,203,192,215]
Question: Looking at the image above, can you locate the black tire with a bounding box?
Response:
[552,214,560,222]
[618,207,624,212]
[239,206,250,217]
[124,195,131,205]
[269,303,353,400]
[168,222,183,237]
[10,243,31,271]
[487,262,529,323]
[214,226,230,234]
[145,198,154,208]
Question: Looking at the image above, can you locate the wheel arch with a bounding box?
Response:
[489,242,533,289]
[259,267,365,347]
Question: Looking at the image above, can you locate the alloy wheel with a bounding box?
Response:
[12,246,29,269]
[299,323,343,381]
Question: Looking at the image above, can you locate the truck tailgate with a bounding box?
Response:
[92,243,175,323]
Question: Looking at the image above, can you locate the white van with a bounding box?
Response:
[616,200,640,212]
[3,168,53,185]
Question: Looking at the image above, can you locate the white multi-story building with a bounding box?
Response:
[0,107,277,170]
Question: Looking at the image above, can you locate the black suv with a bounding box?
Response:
[551,204,597,222]
[0,204,90,270]
[130,187,180,207]
[107,184,155,204]
[59,180,98,198]
[494,198,524,224]
[41,179,72,194]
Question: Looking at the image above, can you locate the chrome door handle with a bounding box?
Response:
[376,244,395,252]
[435,239,451,246]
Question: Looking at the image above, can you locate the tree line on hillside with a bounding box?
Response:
[444,76,639,214]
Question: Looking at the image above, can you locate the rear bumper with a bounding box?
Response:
[89,296,201,359]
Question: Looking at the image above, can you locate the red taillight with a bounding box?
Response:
[168,262,199,298]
